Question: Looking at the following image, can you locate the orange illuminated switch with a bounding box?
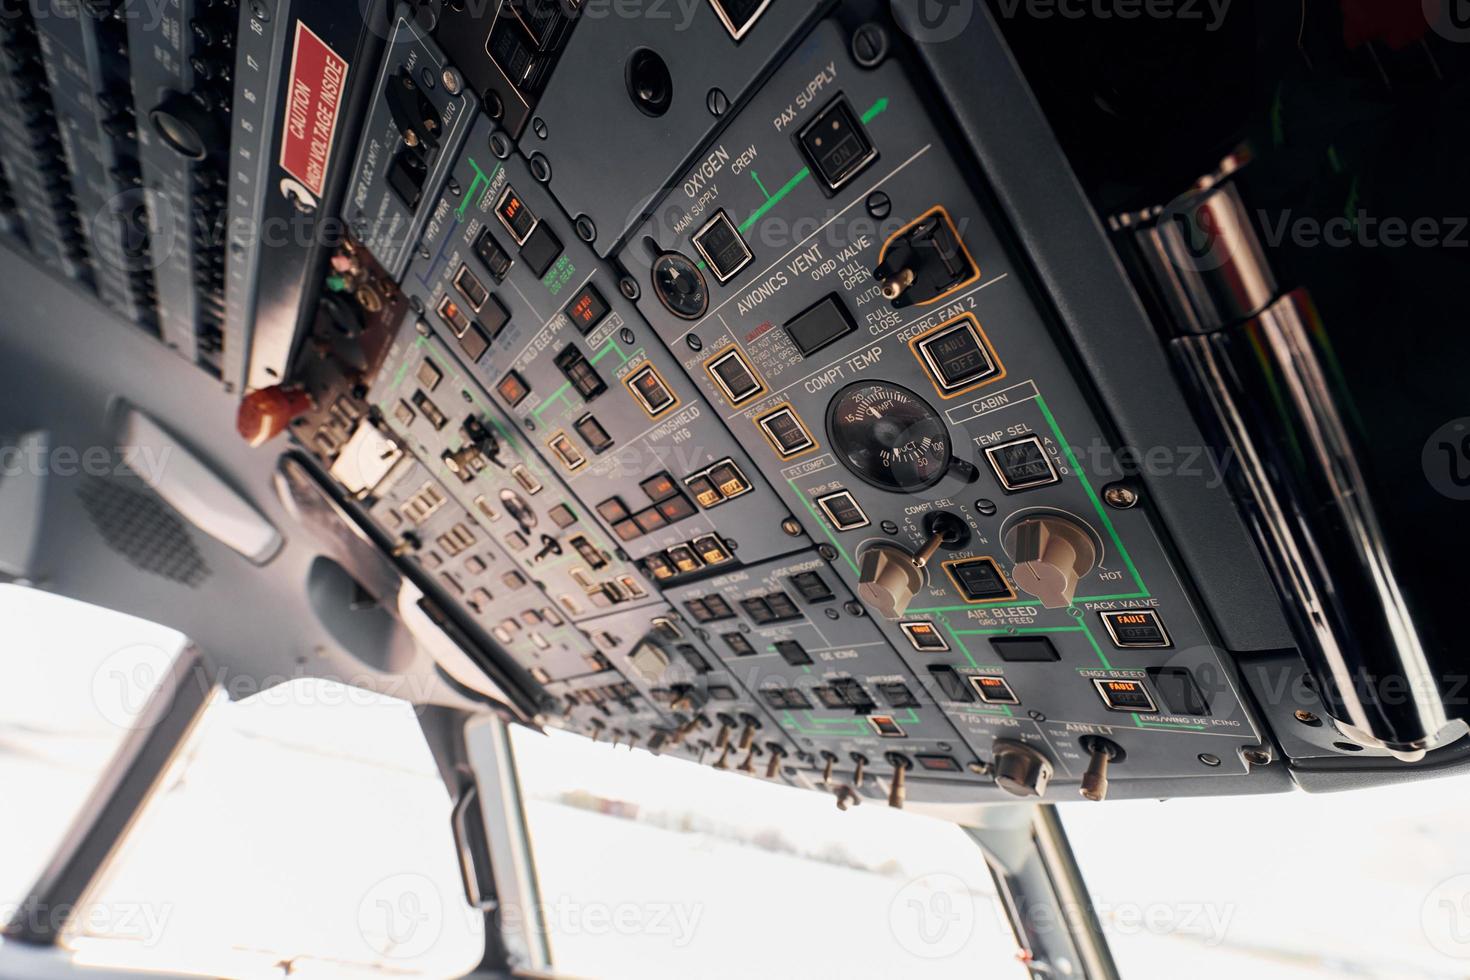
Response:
[692,534,731,565]
[667,544,703,574]
[971,675,1019,705]
[707,460,751,500]
[1093,678,1157,713]
[685,473,722,509]
[1100,610,1171,648]
[496,185,536,244]
[866,715,906,738]
[900,621,949,653]
[566,283,610,335]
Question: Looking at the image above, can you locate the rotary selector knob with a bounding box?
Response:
[992,740,1054,799]
[1005,515,1097,610]
[857,517,966,619]
[857,544,924,619]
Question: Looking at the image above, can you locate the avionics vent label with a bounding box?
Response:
[279,22,349,201]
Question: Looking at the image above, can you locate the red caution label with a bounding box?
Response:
[279,22,349,200]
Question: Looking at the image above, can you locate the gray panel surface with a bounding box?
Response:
[395,118,811,577]
[617,19,1267,791]
[524,1,827,255]
[344,6,479,280]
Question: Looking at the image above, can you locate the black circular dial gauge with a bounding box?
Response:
[827,381,953,493]
[651,251,709,320]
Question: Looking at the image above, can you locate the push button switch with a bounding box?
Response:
[989,636,1060,663]
[1147,667,1211,716]
[1100,610,1172,648]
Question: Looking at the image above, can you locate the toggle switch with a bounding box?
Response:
[858,512,971,618]
[886,754,911,809]
[714,714,735,752]
[737,717,758,752]
[1079,736,1124,802]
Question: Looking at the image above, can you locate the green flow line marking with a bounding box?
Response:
[948,623,1110,671]
[907,589,1147,614]
[1035,394,1146,596]
[790,479,860,575]
[734,98,887,236]
[940,620,979,670]
[740,167,809,233]
[387,338,433,392]
[951,626,1084,636]
[782,711,867,736]
[532,383,572,420]
[1076,614,1112,670]
[457,159,492,219]
[590,339,631,367]
[752,171,771,200]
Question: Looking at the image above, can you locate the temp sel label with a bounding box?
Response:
[279,22,348,200]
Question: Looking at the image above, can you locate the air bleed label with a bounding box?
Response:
[279,22,348,200]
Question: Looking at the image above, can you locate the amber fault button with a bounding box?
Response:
[1100,609,1172,648]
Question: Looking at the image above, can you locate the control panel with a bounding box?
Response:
[614,20,1264,797]
[1,0,1281,806]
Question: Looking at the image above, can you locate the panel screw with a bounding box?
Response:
[442,68,463,95]
[1199,753,1222,767]
[620,277,640,301]
[619,327,635,345]
[852,23,890,68]
[414,318,431,337]
[1104,484,1139,509]
[532,117,549,139]
[1294,710,1323,727]
[825,608,840,620]
[530,153,552,183]
[880,520,899,535]
[707,88,730,117]
[1243,748,1272,767]
[1028,710,1046,723]
[818,544,837,561]
[490,131,513,159]
[781,518,803,536]
[249,0,269,21]
[975,498,997,517]
[844,601,865,617]
[968,761,990,775]
[686,333,703,351]
[484,90,505,120]
[420,67,436,90]
[866,191,892,220]
[575,214,596,243]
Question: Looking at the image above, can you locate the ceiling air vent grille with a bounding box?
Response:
[78,479,211,589]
